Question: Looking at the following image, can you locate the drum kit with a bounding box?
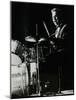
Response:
[11,23,63,97]
[11,22,70,97]
[11,28,50,96]
[11,23,64,97]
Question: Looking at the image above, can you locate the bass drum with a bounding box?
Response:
[11,53,29,96]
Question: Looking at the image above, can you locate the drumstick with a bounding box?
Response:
[43,21,55,39]
[43,21,50,38]
[43,21,57,50]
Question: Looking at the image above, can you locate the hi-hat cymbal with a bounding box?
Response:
[25,36,36,43]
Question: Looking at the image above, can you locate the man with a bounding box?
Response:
[42,8,67,94]
[48,8,73,92]
[41,8,73,95]
[50,8,67,51]
[50,8,67,93]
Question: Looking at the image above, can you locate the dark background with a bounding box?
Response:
[11,2,74,91]
[11,2,74,43]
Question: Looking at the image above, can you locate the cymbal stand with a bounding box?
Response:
[36,24,40,96]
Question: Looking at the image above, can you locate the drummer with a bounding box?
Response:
[46,8,73,92]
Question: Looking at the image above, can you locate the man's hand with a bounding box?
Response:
[50,41,56,50]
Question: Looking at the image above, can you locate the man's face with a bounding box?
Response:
[52,11,59,27]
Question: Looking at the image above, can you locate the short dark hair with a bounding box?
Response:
[51,8,64,23]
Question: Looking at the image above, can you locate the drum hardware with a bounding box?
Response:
[25,24,41,96]
[11,24,61,96]
[25,24,55,96]
[25,37,50,62]
[35,24,40,96]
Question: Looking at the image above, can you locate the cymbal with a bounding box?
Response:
[38,38,45,43]
[25,36,36,43]
[25,36,46,44]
